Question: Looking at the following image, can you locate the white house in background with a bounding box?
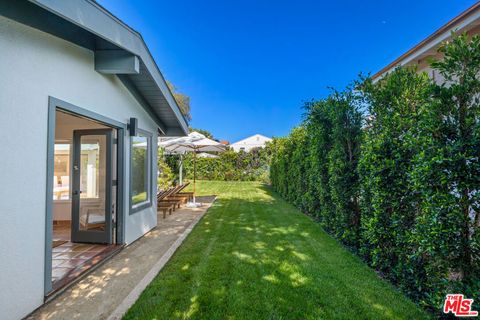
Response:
[0,1,188,319]
[373,2,480,83]
[230,134,272,152]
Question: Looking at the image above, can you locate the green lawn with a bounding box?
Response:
[124,181,429,320]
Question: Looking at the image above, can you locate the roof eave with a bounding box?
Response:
[25,0,188,135]
[372,2,480,81]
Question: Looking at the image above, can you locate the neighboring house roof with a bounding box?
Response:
[231,134,272,146]
[219,140,230,145]
[372,2,480,80]
[1,0,188,136]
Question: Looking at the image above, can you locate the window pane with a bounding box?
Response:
[79,137,104,199]
[79,135,106,230]
[131,135,149,206]
[53,143,70,200]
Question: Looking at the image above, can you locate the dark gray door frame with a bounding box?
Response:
[71,129,113,244]
[45,97,126,295]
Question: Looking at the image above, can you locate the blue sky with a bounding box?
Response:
[99,0,477,142]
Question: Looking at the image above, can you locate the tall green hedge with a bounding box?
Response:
[359,67,433,304]
[270,34,480,315]
[166,147,271,183]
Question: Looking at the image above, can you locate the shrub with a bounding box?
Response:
[271,86,363,248]
[165,147,271,183]
[270,34,480,315]
[409,34,480,310]
[158,148,175,190]
[359,67,433,301]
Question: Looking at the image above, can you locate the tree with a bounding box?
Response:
[410,33,480,305]
[189,127,214,139]
[158,148,175,189]
[269,31,480,315]
[326,88,363,247]
[358,67,432,292]
[167,80,191,121]
[303,99,333,220]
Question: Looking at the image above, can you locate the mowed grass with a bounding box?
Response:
[124,181,429,320]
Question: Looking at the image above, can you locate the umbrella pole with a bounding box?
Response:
[179,154,183,185]
[193,150,197,204]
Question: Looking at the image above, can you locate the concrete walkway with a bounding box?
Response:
[29,197,215,320]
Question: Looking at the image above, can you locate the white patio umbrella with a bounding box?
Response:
[159,132,226,206]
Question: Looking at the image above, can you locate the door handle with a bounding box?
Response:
[73,190,82,195]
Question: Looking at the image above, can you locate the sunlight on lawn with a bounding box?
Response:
[124,181,430,320]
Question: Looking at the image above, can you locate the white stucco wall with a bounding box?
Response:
[0,16,159,320]
[230,134,272,152]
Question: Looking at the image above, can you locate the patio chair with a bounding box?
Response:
[158,203,174,218]
[158,187,182,214]
[157,189,175,218]
[165,184,191,204]
[175,182,194,201]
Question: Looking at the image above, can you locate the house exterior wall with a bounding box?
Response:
[375,14,480,84]
[230,134,272,152]
[0,15,158,320]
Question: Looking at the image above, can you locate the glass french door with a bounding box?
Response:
[71,129,113,244]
